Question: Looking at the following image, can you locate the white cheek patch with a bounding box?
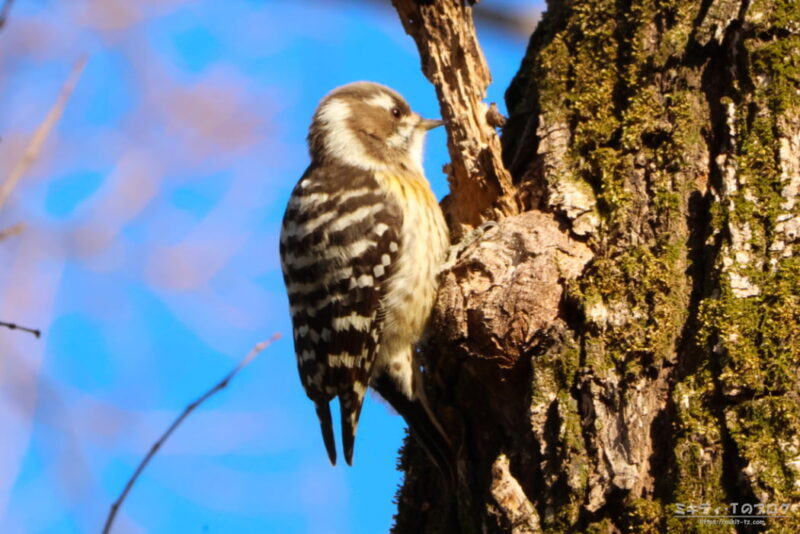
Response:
[386,132,405,150]
[317,99,386,171]
[386,117,416,150]
[407,128,426,174]
[318,98,351,128]
[397,118,415,139]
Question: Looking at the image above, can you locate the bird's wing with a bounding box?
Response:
[279,163,402,465]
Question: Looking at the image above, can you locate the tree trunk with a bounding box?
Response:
[391,0,800,532]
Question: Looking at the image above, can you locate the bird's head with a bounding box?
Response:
[308,81,442,173]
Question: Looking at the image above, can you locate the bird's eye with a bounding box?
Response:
[391,107,401,119]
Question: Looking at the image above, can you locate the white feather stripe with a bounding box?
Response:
[312,293,345,312]
[282,237,378,270]
[365,92,396,111]
[281,209,337,238]
[326,203,385,233]
[279,222,296,244]
[285,265,353,294]
[286,281,343,301]
[332,313,373,332]
[326,265,355,284]
[328,238,375,263]
[301,192,330,204]
[302,210,339,234]
[285,280,319,295]
[281,252,321,270]
[285,265,356,306]
[328,353,358,368]
[356,274,374,288]
[337,187,374,203]
[353,381,367,396]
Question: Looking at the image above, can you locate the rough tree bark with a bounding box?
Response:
[391,1,799,533]
[393,0,519,238]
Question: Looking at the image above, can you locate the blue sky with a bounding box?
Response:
[0,1,540,532]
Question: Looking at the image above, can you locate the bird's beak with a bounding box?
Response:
[419,118,444,130]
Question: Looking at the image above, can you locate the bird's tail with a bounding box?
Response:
[373,372,455,483]
[339,387,367,466]
[315,400,337,466]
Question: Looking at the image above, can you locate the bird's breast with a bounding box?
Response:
[375,170,449,343]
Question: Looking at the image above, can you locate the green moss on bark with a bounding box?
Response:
[692,0,800,512]
[493,0,799,531]
[578,241,689,374]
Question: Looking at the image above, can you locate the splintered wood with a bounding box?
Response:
[392,0,518,237]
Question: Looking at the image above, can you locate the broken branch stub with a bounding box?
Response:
[392,0,518,238]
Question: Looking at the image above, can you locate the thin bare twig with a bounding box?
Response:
[102,333,281,534]
[0,320,40,338]
[0,0,14,31]
[0,222,24,241]
[0,54,87,212]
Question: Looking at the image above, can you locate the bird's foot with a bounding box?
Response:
[441,220,498,273]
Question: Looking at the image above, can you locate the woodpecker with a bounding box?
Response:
[279,82,452,475]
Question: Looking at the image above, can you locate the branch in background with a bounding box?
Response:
[391,0,519,238]
[0,0,14,31]
[472,3,539,37]
[0,320,40,338]
[349,0,540,38]
[102,333,281,534]
[0,222,24,241]
[0,54,88,212]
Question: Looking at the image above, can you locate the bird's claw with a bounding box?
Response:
[441,220,499,273]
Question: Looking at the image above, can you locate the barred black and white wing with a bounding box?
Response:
[279,163,402,466]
